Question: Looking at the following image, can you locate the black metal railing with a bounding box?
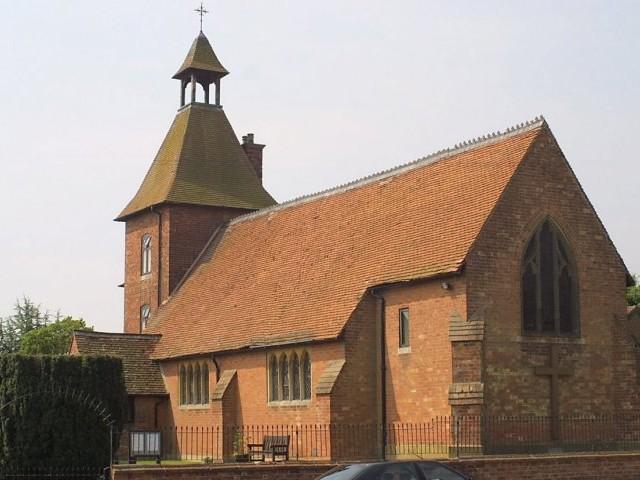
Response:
[114,415,640,464]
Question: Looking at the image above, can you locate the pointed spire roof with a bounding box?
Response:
[116,104,275,220]
[173,32,228,81]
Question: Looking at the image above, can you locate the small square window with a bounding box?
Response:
[399,308,410,348]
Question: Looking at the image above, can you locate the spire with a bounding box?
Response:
[173,32,229,107]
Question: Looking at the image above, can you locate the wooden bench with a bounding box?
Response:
[247,435,290,462]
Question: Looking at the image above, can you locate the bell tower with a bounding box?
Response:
[173,31,228,107]
[116,29,276,334]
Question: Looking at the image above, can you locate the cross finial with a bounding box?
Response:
[195,2,208,32]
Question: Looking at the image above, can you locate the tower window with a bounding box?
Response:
[399,308,410,348]
[141,234,152,275]
[522,218,578,335]
[140,304,151,331]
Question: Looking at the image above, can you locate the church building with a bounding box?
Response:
[70,29,637,456]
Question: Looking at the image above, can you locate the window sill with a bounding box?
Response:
[268,400,311,408]
[398,346,412,355]
[140,273,152,281]
[179,404,210,410]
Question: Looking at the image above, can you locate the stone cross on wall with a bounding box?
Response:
[535,344,573,441]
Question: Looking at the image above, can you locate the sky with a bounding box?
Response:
[0,1,638,332]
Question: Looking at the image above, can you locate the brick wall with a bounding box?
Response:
[122,204,249,333]
[465,126,637,417]
[446,453,640,480]
[158,342,346,428]
[381,278,467,422]
[112,453,640,480]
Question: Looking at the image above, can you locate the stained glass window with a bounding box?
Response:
[291,353,301,400]
[302,352,311,400]
[522,219,577,335]
[269,355,279,401]
[280,355,290,401]
[202,364,209,404]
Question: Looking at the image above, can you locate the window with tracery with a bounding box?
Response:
[268,350,311,403]
[522,218,578,335]
[178,361,210,406]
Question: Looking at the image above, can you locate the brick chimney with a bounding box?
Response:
[241,133,265,182]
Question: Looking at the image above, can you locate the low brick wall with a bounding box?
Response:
[112,452,640,480]
[445,452,640,480]
[111,463,335,480]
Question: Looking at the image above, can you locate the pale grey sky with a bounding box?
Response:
[0,1,638,332]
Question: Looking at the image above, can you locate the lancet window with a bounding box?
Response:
[522,218,578,335]
[268,350,312,403]
[178,361,210,406]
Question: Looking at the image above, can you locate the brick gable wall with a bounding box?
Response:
[465,126,636,416]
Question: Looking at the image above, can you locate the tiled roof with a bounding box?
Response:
[147,119,546,359]
[72,331,167,396]
[116,103,276,220]
[173,32,229,80]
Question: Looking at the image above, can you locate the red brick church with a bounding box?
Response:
[70,29,637,456]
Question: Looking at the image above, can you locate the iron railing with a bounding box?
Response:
[114,415,640,463]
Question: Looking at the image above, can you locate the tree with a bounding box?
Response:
[0,297,48,354]
[1,297,90,355]
[628,275,640,306]
[20,317,91,355]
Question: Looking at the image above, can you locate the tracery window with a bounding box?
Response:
[522,218,578,335]
[141,234,152,275]
[268,350,312,403]
[178,361,210,406]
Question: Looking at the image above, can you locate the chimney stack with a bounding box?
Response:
[241,133,265,182]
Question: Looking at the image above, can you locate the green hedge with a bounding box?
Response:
[0,354,127,467]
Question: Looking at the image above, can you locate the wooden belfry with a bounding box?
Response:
[535,344,573,441]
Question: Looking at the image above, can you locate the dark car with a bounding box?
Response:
[316,461,470,480]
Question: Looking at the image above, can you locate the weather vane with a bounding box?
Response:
[195,2,208,32]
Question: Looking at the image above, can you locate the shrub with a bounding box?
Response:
[0,354,127,467]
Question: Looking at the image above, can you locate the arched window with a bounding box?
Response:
[269,355,279,401]
[522,219,578,335]
[202,364,209,404]
[268,350,311,403]
[140,304,151,331]
[179,366,187,405]
[302,351,312,400]
[280,355,290,401]
[194,364,202,404]
[291,353,301,400]
[141,234,152,275]
[187,365,194,405]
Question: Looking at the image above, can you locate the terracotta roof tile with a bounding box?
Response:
[72,331,166,396]
[147,120,545,359]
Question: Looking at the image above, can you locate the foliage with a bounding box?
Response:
[0,297,90,355]
[0,297,49,354]
[628,275,640,306]
[0,354,127,468]
[20,318,91,355]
